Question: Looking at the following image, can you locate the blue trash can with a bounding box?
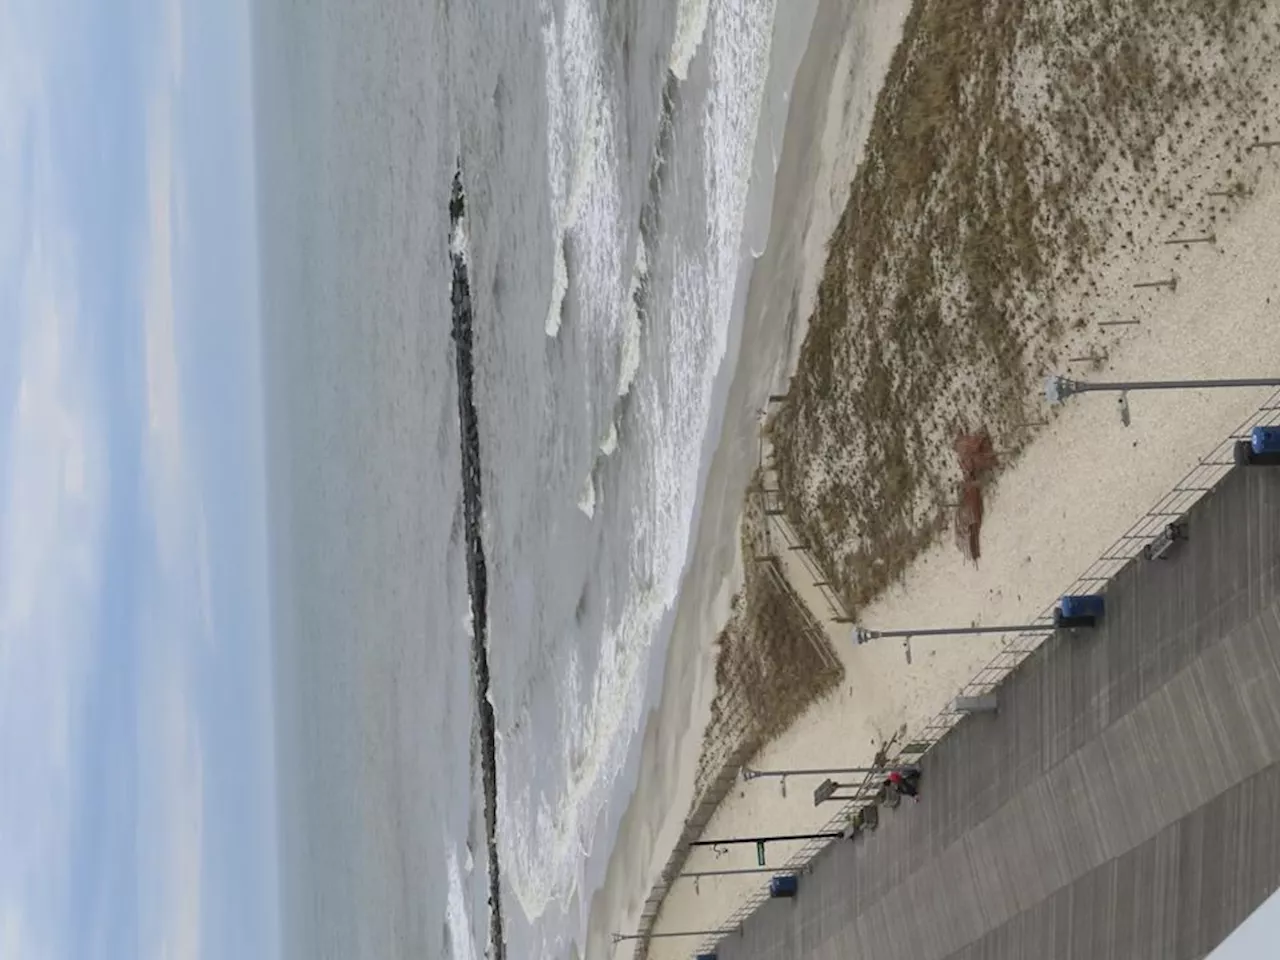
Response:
[696,954,717,960]
[1059,593,1105,623]
[1252,426,1280,455]
[769,874,798,898]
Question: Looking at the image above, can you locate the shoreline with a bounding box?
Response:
[645,0,1280,953]
[582,0,913,955]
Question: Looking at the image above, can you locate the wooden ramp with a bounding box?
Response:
[714,465,1280,960]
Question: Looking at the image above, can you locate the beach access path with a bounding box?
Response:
[712,463,1280,960]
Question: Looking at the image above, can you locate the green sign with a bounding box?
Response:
[756,841,766,867]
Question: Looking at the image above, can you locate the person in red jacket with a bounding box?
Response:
[886,766,921,800]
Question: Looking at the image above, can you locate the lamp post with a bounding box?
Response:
[688,830,845,867]
[853,623,1057,642]
[743,763,888,797]
[853,621,1058,665]
[1046,375,1280,405]
[852,593,1105,662]
[678,866,798,880]
[743,765,885,781]
[611,929,740,944]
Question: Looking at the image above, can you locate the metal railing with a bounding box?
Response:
[755,435,856,627]
[671,389,1280,957]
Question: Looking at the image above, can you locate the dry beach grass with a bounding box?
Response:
[770,0,1274,617]
[692,482,844,802]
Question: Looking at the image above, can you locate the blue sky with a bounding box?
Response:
[0,0,278,957]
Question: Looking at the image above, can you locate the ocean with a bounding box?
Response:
[251,0,818,957]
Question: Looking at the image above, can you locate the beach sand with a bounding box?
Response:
[642,1,1280,956]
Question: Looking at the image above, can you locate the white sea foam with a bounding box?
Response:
[541,1,569,338]
[600,421,618,456]
[498,589,658,919]
[670,0,712,80]
[445,847,479,960]
[617,237,646,397]
[504,0,779,943]
[508,0,634,926]
[450,209,470,263]
[546,241,569,337]
[539,0,623,347]
[577,472,596,518]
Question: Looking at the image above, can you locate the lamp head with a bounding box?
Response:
[1044,375,1076,405]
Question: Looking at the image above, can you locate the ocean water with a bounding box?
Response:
[251,0,796,957]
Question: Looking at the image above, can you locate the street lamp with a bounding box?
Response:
[742,763,891,797]
[853,621,1056,665]
[611,929,740,945]
[852,595,1104,663]
[1046,375,1280,405]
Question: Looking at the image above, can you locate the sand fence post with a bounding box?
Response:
[1163,233,1216,246]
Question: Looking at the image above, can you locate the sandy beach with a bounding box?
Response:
[637,1,1280,957]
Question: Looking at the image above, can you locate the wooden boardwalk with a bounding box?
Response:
[714,465,1280,960]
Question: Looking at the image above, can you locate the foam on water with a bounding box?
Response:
[498,587,661,920]
[617,236,646,398]
[508,0,632,923]
[503,0,779,940]
[446,847,480,960]
[705,0,777,333]
[540,1,568,338]
[450,207,470,263]
[539,0,623,348]
[599,421,618,456]
[670,0,712,80]
[577,473,596,518]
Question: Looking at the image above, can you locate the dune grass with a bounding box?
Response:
[770,0,1269,617]
[692,482,844,801]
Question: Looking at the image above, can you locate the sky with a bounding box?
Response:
[0,0,278,957]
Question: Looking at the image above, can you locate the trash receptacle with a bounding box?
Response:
[1252,426,1280,455]
[696,954,717,960]
[769,875,798,898]
[1246,427,1280,465]
[1059,594,1104,619]
[1056,593,1104,628]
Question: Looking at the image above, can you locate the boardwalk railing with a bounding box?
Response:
[673,389,1280,957]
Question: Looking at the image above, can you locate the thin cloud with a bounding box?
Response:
[0,90,105,960]
[134,637,204,960]
[131,5,213,956]
[138,9,214,649]
[141,94,185,567]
